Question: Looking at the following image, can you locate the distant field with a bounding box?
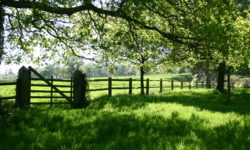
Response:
[1,89,250,149]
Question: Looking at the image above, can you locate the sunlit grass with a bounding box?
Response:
[1,89,250,150]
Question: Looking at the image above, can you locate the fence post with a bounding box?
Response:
[16,66,31,108]
[108,77,112,97]
[146,78,149,95]
[189,81,191,89]
[181,81,183,89]
[129,78,132,95]
[70,77,73,100]
[72,70,88,108]
[202,81,204,88]
[196,82,198,88]
[50,75,53,107]
[160,79,163,93]
[171,80,174,90]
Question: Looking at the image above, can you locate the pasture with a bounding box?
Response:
[1,74,250,149]
[0,89,250,149]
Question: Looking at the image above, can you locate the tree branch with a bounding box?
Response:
[2,0,197,46]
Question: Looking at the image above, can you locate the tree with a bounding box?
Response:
[1,1,249,98]
[170,0,250,94]
[1,0,201,64]
[97,22,170,94]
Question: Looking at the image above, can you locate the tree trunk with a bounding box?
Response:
[205,61,212,88]
[227,68,231,102]
[216,62,226,92]
[0,3,4,64]
[140,66,145,95]
[206,73,212,89]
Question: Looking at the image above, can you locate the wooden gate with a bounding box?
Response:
[16,66,87,108]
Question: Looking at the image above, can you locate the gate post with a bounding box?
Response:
[72,70,88,108]
[16,66,31,108]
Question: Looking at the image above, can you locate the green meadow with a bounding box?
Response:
[1,74,250,149]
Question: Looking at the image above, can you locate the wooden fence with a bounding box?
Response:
[29,77,73,105]
[88,78,207,96]
[0,66,88,108]
[0,77,207,106]
[4,66,244,107]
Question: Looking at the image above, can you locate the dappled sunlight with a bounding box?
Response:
[1,89,250,149]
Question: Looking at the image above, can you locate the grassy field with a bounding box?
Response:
[1,89,250,150]
[1,73,250,149]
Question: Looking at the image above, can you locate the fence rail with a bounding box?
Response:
[3,68,249,107]
[87,77,208,96]
[0,82,16,86]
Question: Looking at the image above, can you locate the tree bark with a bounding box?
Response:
[206,72,211,89]
[140,66,145,95]
[205,62,211,88]
[216,62,226,92]
[0,3,4,64]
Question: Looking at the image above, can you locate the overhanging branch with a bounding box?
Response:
[2,0,198,46]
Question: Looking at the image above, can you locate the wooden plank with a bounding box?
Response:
[30,96,64,99]
[30,90,71,93]
[31,84,71,88]
[0,96,16,101]
[112,87,129,89]
[31,78,71,82]
[29,67,72,103]
[148,79,161,81]
[88,79,108,82]
[30,102,69,105]
[112,79,130,81]
[0,82,16,86]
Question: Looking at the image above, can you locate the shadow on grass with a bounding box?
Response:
[91,89,250,114]
[1,89,250,149]
[0,108,249,150]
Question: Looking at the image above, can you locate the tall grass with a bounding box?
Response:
[1,89,250,150]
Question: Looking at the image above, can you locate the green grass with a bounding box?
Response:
[1,89,250,150]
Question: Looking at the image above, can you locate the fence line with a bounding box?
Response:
[0,77,207,102]
[4,73,249,106]
[87,77,208,96]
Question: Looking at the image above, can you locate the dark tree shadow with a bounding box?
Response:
[1,89,250,149]
[1,108,250,150]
